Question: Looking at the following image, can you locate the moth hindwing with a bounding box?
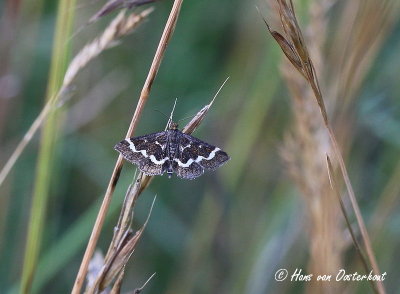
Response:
[114,124,230,179]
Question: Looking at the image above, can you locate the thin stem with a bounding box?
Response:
[71,1,184,292]
[85,88,216,292]
[309,39,385,294]
[327,126,385,294]
[308,34,385,294]
[326,156,378,294]
[303,30,384,290]
[265,1,385,292]
[20,0,76,292]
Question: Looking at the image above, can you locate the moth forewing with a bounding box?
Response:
[115,124,230,179]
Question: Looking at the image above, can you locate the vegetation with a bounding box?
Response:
[0,0,399,293]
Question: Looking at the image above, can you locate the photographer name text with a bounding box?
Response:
[275,268,386,282]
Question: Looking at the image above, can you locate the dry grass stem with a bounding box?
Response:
[71,1,184,292]
[84,91,223,292]
[272,2,343,291]
[326,155,378,294]
[109,267,126,294]
[0,8,152,188]
[85,187,155,293]
[265,0,386,293]
[182,77,229,134]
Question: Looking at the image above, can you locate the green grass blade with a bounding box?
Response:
[19,0,77,293]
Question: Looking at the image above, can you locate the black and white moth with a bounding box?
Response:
[114,122,230,179]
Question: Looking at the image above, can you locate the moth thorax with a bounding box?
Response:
[169,144,177,158]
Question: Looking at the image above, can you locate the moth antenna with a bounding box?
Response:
[154,109,169,119]
[165,98,178,130]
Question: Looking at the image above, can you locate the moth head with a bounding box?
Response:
[168,121,179,130]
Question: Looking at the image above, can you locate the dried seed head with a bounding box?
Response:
[263,0,328,124]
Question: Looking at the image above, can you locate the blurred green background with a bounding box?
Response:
[0,0,400,293]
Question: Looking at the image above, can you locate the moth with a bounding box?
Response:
[114,122,230,179]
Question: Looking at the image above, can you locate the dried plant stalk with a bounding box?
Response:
[275,1,343,292]
[109,268,126,294]
[326,155,377,293]
[0,8,153,187]
[84,93,221,292]
[264,0,389,293]
[71,1,184,292]
[85,175,154,293]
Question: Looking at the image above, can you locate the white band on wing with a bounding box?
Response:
[174,147,220,167]
[127,138,168,165]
